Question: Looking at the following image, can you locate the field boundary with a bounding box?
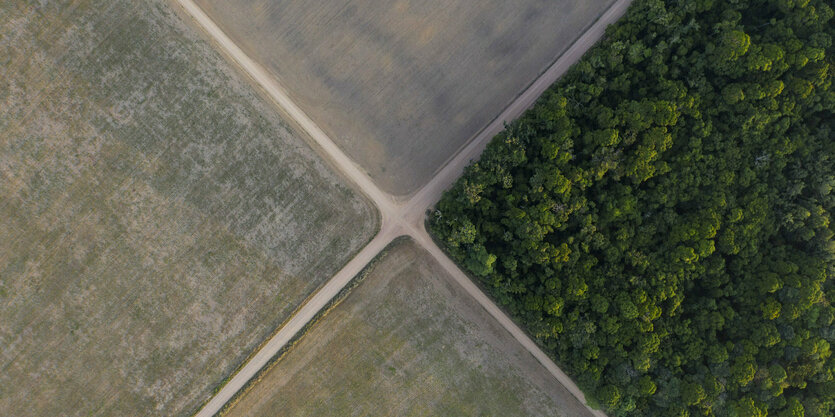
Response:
[214,237,409,416]
[415,0,620,201]
[165,0,387,229]
[422,220,608,410]
[184,226,385,416]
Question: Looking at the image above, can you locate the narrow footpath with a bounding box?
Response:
[176,0,633,415]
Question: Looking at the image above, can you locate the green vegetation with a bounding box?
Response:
[431,1,834,416]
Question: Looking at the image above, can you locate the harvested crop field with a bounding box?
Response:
[223,240,593,417]
[0,1,376,415]
[194,0,617,195]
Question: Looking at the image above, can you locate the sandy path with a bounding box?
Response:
[192,224,402,417]
[176,0,632,415]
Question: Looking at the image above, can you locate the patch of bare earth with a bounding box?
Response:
[0,1,376,415]
[194,0,616,194]
[225,240,593,417]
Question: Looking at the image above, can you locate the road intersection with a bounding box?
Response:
[175,0,632,415]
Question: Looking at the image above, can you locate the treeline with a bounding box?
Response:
[430,0,834,416]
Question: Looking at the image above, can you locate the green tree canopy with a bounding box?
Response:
[431,0,834,415]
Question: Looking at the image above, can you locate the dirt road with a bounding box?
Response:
[177,0,632,415]
[192,223,403,417]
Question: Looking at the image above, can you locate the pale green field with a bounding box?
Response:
[195,0,616,194]
[225,240,593,417]
[0,1,376,415]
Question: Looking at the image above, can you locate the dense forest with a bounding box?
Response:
[430,0,834,415]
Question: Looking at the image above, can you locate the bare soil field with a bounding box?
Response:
[0,1,376,415]
[224,240,593,417]
[193,0,616,195]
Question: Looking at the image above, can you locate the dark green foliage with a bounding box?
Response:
[430,0,834,415]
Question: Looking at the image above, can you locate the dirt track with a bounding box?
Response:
[176,0,633,415]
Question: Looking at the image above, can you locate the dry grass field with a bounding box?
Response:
[0,1,377,415]
[194,0,616,195]
[224,240,593,417]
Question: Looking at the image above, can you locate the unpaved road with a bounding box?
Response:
[178,0,632,415]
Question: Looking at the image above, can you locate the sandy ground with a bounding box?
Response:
[193,0,617,195]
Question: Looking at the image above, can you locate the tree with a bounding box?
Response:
[596,384,622,410]
[681,382,706,406]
